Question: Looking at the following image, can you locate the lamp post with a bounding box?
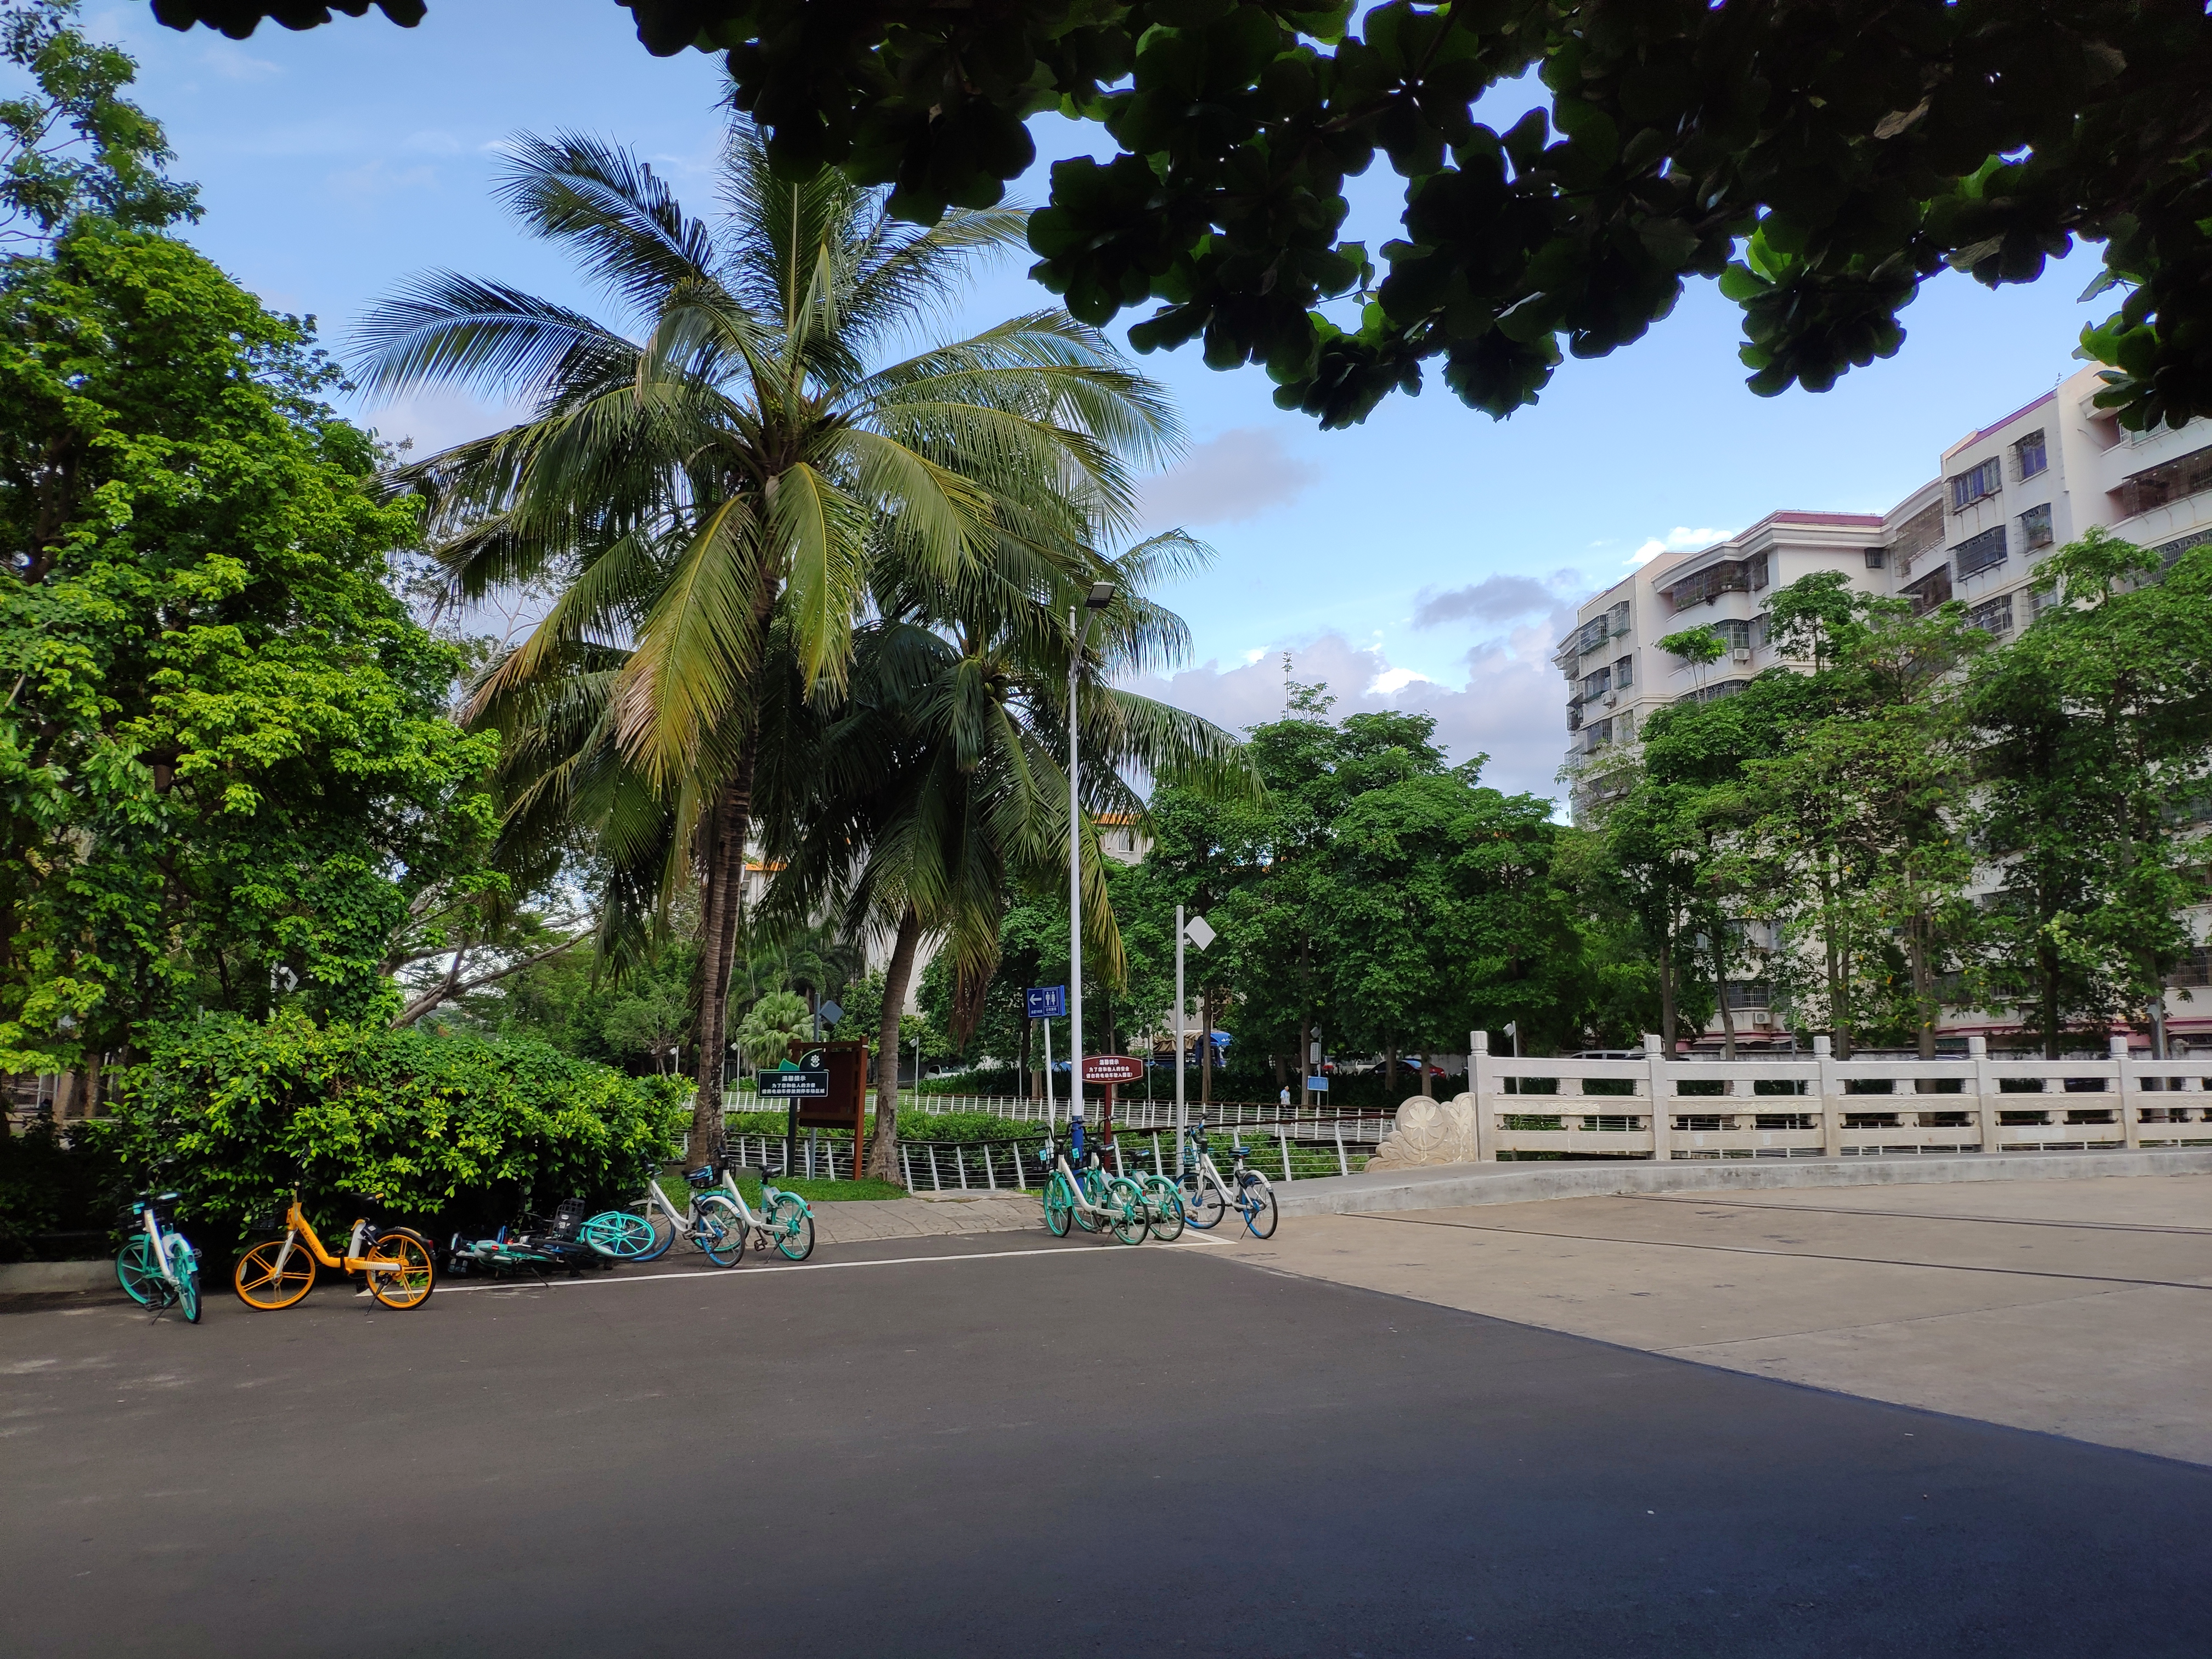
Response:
[1068,580,1114,1159]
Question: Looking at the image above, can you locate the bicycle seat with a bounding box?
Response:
[1230,1146,1250,1158]
[684,1164,716,1188]
[154,1190,180,1203]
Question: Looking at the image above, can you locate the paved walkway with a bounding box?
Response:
[1215,1171,2212,1464]
[808,1188,1039,1245]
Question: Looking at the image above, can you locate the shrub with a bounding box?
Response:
[0,1117,108,1259]
[94,1015,689,1244]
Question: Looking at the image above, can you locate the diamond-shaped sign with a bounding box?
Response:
[1183,914,1216,951]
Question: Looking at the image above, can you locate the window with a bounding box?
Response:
[1953,524,2007,579]
[1949,456,2002,512]
[1608,600,1630,635]
[1579,665,1611,699]
[1724,983,1772,1011]
[1716,618,1752,651]
[1864,549,1886,569]
[1750,553,1770,590]
[1576,617,1610,655]
[1661,559,1753,611]
[1966,594,2015,639]
[1584,716,1614,752]
[2117,443,2212,517]
[2013,430,2048,480]
[1612,653,1634,690]
[2018,502,2054,550]
[1617,709,1635,743]
[1892,501,1945,571]
[1903,563,1953,613]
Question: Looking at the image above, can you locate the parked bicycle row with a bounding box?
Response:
[110,1119,1277,1323]
[112,1153,818,1323]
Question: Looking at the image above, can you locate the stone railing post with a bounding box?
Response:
[1970,1035,1999,1154]
[1468,1029,1495,1162]
[1643,1033,1672,1161]
[2111,1034,2140,1150]
[1815,1035,1842,1157]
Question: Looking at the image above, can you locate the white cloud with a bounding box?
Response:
[1139,427,1317,528]
[1122,611,1583,802]
[327,160,439,202]
[355,385,530,457]
[200,42,283,81]
[1628,526,1735,567]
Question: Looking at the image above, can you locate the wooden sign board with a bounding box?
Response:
[793,1040,868,1135]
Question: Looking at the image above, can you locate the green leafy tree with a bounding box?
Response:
[734,988,810,1066]
[3,0,198,247]
[1966,529,2212,1056]
[156,0,2212,433]
[361,124,1180,1162]
[0,222,494,1096]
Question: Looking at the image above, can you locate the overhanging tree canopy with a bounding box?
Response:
[150,0,2212,433]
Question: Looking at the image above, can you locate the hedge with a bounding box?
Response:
[94,1015,690,1245]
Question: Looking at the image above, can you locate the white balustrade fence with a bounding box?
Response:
[1386,1032,2212,1166]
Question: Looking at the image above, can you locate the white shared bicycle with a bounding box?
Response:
[1176,1118,1278,1239]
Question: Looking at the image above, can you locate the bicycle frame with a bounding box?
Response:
[1178,1127,1271,1227]
[135,1206,189,1295]
[266,1198,396,1279]
[636,1176,727,1240]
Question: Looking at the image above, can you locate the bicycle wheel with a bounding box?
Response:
[769,1194,813,1262]
[697,1198,746,1267]
[1142,1177,1185,1243]
[631,1204,678,1262]
[363,1234,436,1309]
[1106,1177,1149,1246]
[1181,1172,1226,1231]
[169,1239,201,1324]
[1239,1173,1278,1240]
[116,1235,166,1306]
[1042,1172,1075,1237]
[233,1238,317,1310]
[580,1210,657,1259]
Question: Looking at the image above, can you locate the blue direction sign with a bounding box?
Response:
[1025,985,1067,1019]
[1306,1074,1330,1092]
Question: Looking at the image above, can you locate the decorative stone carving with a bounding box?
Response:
[1367,1092,1481,1170]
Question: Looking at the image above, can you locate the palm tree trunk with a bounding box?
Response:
[866,904,923,1184]
[687,737,758,1164]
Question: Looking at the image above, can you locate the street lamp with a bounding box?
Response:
[1068,579,1114,1160]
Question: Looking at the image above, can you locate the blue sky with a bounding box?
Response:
[75,1,2110,798]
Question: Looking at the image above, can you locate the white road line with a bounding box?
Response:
[432,1233,1221,1294]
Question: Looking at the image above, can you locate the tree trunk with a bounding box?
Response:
[687,737,759,1165]
[1019,1016,1032,1100]
[1909,912,1937,1062]
[1712,922,1737,1060]
[1419,1049,1433,1099]
[1657,934,1677,1053]
[2040,936,2063,1060]
[866,904,923,1184]
[1383,1041,1397,1094]
[1297,1011,1311,1108]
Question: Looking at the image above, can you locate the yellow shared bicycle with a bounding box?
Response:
[232,1192,437,1312]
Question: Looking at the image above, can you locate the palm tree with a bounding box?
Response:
[761,531,1259,1181]
[354,122,1179,1160]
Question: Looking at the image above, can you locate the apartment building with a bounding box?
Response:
[1557,363,2212,1043]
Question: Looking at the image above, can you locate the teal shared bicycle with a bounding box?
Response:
[1079,1139,1185,1242]
[116,1189,201,1323]
[1038,1128,1149,1245]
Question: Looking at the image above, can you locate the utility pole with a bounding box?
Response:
[1068,582,1114,1159]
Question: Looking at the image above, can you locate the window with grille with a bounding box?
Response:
[1577,617,1610,654]
[1864,549,1886,568]
[1953,524,2007,578]
[1904,563,1953,613]
[1613,653,1634,689]
[1724,982,1771,1010]
[1949,456,2002,511]
[1580,666,1611,699]
[2018,501,2053,550]
[2118,443,2212,518]
[2013,430,2048,479]
[1966,594,2015,638]
[1892,501,1944,570]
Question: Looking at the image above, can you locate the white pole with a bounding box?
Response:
[1175,902,1186,1169]
[1068,603,1085,1145]
[1043,1012,1056,1130]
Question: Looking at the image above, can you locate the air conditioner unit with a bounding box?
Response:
[1751,1011,1774,1026]
[1731,648,1752,664]
[1603,692,1618,709]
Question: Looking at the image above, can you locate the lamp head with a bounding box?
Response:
[1084,581,1115,611]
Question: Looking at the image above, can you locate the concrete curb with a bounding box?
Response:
[0,1259,117,1295]
[1275,1147,2212,1217]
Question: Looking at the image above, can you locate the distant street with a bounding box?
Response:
[5,1226,2209,1657]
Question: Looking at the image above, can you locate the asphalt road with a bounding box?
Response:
[5,1229,2209,1658]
